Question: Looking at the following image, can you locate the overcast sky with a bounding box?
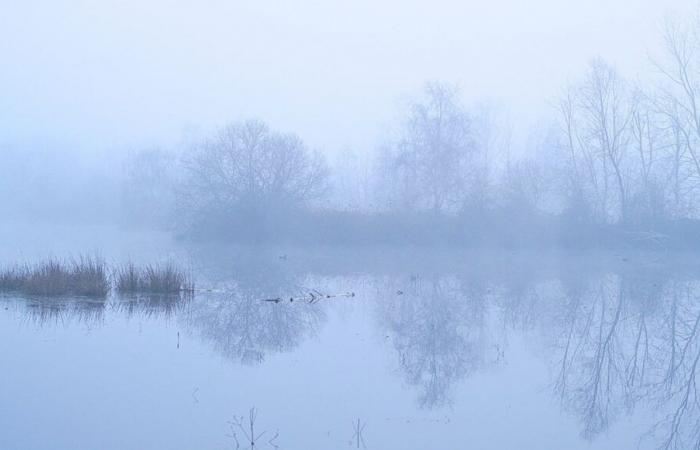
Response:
[1,0,697,157]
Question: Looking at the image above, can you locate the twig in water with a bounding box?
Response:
[259,291,356,304]
[227,423,240,450]
[350,418,366,449]
[268,430,279,449]
[228,407,270,449]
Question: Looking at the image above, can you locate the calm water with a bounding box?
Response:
[0,223,697,449]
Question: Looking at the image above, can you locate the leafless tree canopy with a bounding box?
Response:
[179,119,329,217]
[380,82,488,214]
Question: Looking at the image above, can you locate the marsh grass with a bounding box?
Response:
[0,256,110,297]
[115,261,193,294]
[0,266,28,291]
[115,262,141,293]
[70,256,110,297]
[0,257,192,298]
[23,259,72,296]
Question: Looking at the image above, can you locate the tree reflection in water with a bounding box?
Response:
[10,254,700,448]
[547,268,700,449]
[373,265,700,448]
[182,271,326,365]
[378,275,487,408]
[552,274,631,439]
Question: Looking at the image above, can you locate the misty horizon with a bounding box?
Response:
[5,3,700,450]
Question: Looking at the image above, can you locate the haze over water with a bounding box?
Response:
[0,225,696,449]
[5,1,700,449]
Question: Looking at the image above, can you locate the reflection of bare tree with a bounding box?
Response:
[378,276,486,408]
[554,276,629,439]
[179,244,328,364]
[644,280,700,450]
[550,271,673,440]
[183,273,326,365]
[545,268,700,449]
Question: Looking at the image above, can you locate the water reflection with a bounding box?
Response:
[4,294,187,327]
[181,261,326,365]
[16,297,107,327]
[183,290,325,365]
[552,274,634,439]
[8,257,700,448]
[546,269,700,449]
[377,275,487,408]
[112,293,185,320]
[646,279,700,450]
[373,265,700,448]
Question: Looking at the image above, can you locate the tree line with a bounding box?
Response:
[120,18,700,246]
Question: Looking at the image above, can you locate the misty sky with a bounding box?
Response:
[1,0,697,157]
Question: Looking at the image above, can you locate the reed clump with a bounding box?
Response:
[0,256,110,297]
[115,261,193,295]
[0,266,27,291]
[0,256,194,298]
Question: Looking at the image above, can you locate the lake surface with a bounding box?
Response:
[0,223,698,449]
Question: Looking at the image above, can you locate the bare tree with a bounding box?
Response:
[652,17,700,218]
[179,119,329,221]
[627,88,671,224]
[559,59,634,223]
[379,82,486,213]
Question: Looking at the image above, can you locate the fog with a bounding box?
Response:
[1,0,696,152]
[7,3,700,449]
[4,2,700,246]
[0,2,698,245]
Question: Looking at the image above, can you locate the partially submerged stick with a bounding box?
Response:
[261,291,355,304]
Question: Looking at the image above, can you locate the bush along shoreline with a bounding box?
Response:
[0,256,193,298]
